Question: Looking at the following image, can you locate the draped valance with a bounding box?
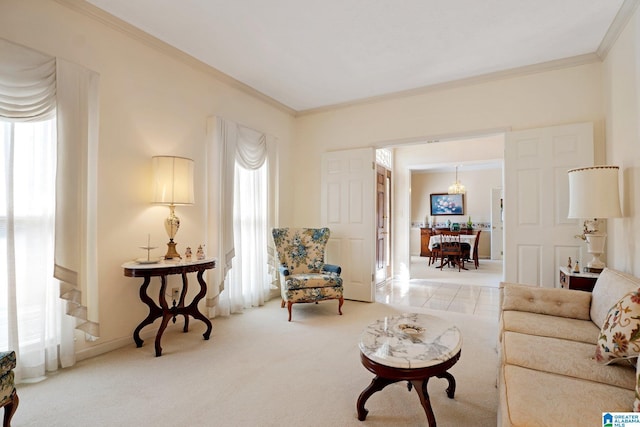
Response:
[0,39,56,120]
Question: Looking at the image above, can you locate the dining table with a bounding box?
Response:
[428,234,476,251]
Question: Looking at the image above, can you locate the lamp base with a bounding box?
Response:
[164,239,181,260]
[585,232,607,270]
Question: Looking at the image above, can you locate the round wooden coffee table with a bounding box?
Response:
[356,313,462,426]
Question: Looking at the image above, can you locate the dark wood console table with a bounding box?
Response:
[122,258,216,357]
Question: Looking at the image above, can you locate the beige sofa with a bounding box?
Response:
[498,268,640,426]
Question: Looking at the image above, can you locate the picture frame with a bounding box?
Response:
[430,193,465,216]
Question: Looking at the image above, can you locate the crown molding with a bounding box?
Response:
[597,0,640,60]
[54,0,629,119]
[296,53,601,117]
[54,0,296,116]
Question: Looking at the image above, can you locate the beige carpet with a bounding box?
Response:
[13,298,498,426]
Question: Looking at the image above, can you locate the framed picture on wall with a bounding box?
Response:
[430,193,465,216]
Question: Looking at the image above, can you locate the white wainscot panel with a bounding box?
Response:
[517,245,541,286]
[349,179,363,224]
[327,182,341,224]
[517,169,540,225]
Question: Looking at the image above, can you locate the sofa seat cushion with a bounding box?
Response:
[283,273,342,290]
[500,364,634,427]
[503,331,635,390]
[502,310,599,344]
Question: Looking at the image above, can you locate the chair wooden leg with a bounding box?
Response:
[3,389,18,427]
[281,298,285,308]
[287,301,293,322]
[338,297,344,315]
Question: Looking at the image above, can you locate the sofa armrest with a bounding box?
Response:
[501,282,592,320]
[322,264,341,275]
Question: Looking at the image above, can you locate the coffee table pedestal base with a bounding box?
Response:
[357,351,460,427]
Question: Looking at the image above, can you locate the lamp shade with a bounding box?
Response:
[151,156,195,205]
[567,165,622,219]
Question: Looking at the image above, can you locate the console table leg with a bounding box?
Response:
[133,276,161,348]
[193,270,213,340]
[155,313,172,357]
[356,376,399,421]
[181,272,190,332]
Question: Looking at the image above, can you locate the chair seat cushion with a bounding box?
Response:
[284,273,343,290]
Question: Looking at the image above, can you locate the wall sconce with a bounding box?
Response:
[567,165,622,271]
[151,156,195,259]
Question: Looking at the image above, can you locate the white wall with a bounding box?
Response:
[603,6,640,276]
[411,168,502,225]
[0,0,296,357]
[296,63,605,279]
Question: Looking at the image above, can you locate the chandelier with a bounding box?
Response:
[448,166,466,194]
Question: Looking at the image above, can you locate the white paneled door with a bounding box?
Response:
[321,148,376,302]
[504,122,593,287]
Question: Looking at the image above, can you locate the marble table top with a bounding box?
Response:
[359,313,462,369]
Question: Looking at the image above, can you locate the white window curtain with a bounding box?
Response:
[206,116,278,315]
[0,38,99,379]
[1,119,59,381]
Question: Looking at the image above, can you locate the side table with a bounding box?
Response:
[559,266,599,292]
[122,258,216,357]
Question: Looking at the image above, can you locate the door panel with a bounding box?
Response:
[321,148,375,302]
[375,165,390,283]
[490,188,503,260]
[504,123,593,287]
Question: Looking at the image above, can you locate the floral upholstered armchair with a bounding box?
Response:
[272,228,344,321]
[0,351,18,427]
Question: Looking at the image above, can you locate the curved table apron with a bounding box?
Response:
[357,313,462,426]
[122,258,216,357]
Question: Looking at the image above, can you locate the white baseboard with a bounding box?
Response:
[75,327,160,362]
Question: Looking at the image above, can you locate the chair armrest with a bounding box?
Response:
[322,264,341,275]
[278,266,290,276]
[0,351,16,374]
[500,282,592,320]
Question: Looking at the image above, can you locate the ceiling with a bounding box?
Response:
[85,0,630,113]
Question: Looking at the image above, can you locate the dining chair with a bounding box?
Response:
[471,230,482,269]
[438,231,466,271]
[461,230,481,268]
[428,229,441,266]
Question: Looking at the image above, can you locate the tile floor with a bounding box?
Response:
[375,257,503,319]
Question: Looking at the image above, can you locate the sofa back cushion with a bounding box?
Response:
[501,282,592,320]
[591,268,640,329]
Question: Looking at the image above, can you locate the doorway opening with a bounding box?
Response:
[388,132,506,287]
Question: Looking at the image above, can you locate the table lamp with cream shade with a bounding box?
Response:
[151,156,195,259]
[567,165,622,271]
